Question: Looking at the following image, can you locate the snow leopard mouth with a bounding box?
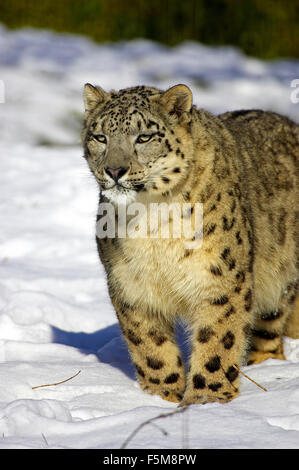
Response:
[103,182,144,192]
[101,185,138,205]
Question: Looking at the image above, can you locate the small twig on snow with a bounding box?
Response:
[41,433,49,447]
[32,370,81,390]
[121,406,188,449]
[232,363,267,392]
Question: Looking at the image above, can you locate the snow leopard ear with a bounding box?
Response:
[160,84,192,118]
[83,83,107,113]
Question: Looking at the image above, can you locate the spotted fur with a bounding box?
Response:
[82,83,299,405]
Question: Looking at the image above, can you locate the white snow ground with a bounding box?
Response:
[0,24,298,450]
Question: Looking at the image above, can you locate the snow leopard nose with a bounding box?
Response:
[104,167,129,181]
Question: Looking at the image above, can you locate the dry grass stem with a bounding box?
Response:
[32,370,81,390]
[233,363,267,392]
[41,433,49,446]
[121,406,188,449]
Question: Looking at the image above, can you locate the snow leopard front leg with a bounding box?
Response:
[111,297,186,403]
[181,283,253,406]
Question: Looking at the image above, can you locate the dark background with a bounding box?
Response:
[0,0,298,59]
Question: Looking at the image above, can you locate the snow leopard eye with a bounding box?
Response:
[93,134,107,144]
[136,134,153,144]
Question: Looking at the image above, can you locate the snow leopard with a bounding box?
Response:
[81,83,298,405]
